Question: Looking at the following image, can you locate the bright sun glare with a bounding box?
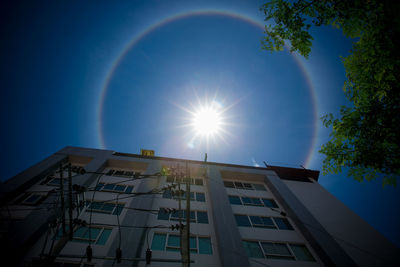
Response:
[192,106,222,136]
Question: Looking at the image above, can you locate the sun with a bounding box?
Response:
[192,105,222,137]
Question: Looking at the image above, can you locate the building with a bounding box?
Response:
[0,146,398,267]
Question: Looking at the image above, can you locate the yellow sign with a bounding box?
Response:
[141,149,155,157]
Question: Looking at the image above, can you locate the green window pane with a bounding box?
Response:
[229,195,241,205]
[163,190,172,199]
[190,236,197,250]
[235,215,251,227]
[113,204,124,215]
[197,211,209,224]
[125,186,134,193]
[167,235,180,251]
[199,237,212,254]
[249,216,263,225]
[262,198,278,208]
[74,227,87,238]
[196,192,205,202]
[84,228,101,240]
[170,210,184,221]
[262,242,294,260]
[253,184,266,191]
[151,233,166,251]
[241,197,252,205]
[242,241,263,258]
[114,185,126,192]
[251,198,262,206]
[95,183,104,191]
[96,229,112,245]
[102,203,115,212]
[290,244,315,261]
[274,218,293,230]
[157,209,170,220]
[104,184,115,190]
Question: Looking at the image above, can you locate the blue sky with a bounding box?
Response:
[1,0,399,248]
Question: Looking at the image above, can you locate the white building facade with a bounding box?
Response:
[0,146,398,267]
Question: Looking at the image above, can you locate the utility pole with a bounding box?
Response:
[59,164,66,235]
[68,163,73,240]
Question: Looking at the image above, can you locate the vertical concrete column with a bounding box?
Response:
[264,172,357,267]
[206,165,250,267]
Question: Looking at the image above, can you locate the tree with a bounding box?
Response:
[260,0,400,186]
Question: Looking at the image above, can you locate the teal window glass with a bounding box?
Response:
[89,202,102,210]
[167,235,180,251]
[197,211,209,224]
[104,184,115,191]
[262,198,278,208]
[125,186,134,193]
[229,195,241,205]
[151,233,166,251]
[183,211,196,221]
[290,244,315,261]
[114,185,126,192]
[241,197,252,205]
[102,203,115,212]
[95,183,104,191]
[73,227,87,239]
[250,197,263,206]
[243,183,253,190]
[157,209,170,220]
[235,215,251,227]
[163,190,172,199]
[242,241,263,258]
[190,237,197,253]
[196,192,205,202]
[96,229,112,245]
[170,210,184,221]
[261,242,294,260]
[274,218,293,230]
[261,217,276,228]
[253,184,267,191]
[249,216,263,226]
[113,204,124,215]
[198,237,212,254]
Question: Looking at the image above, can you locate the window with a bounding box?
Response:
[241,197,262,206]
[228,195,242,205]
[235,215,251,227]
[158,209,208,224]
[224,181,234,188]
[165,177,204,186]
[242,241,264,258]
[224,181,268,191]
[95,183,134,193]
[261,242,295,260]
[162,191,206,202]
[249,216,276,229]
[262,198,278,208]
[290,244,315,261]
[196,192,205,202]
[197,211,209,224]
[253,184,266,191]
[47,178,67,186]
[21,194,43,205]
[106,169,138,178]
[151,233,212,255]
[195,179,203,186]
[58,226,112,245]
[274,217,294,230]
[86,201,124,215]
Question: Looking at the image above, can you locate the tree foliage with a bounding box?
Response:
[261,0,400,186]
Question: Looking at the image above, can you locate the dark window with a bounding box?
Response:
[261,242,294,260]
[235,215,251,227]
[290,244,315,261]
[243,183,253,190]
[229,195,242,205]
[197,211,209,224]
[223,181,235,188]
[166,176,174,183]
[242,240,264,258]
[114,170,124,176]
[274,218,293,230]
[196,192,206,202]
[234,182,244,189]
[253,184,267,191]
[250,216,276,228]
[125,186,134,193]
[250,197,263,206]
[262,198,278,208]
[157,209,170,220]
[195,179,203,186]
[163,190,172,199]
